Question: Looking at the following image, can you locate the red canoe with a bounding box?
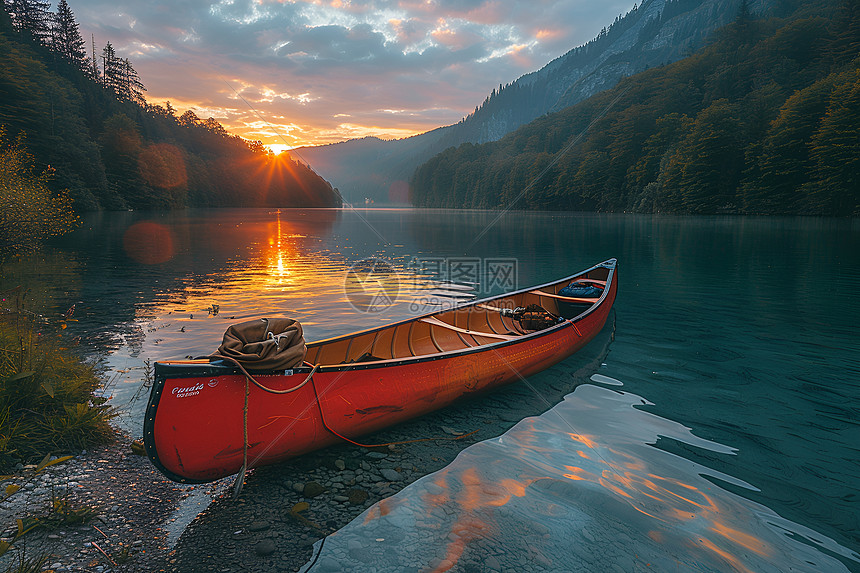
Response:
[144,259,617,483]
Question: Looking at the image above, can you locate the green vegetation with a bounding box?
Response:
[411,0,860,215]
[1,552,49,573]
[0,0,339,210]
[0,288,115,471]
[0,127,78,256]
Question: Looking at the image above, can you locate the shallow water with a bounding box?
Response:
[301,382,858,572]
[4,208,858,570]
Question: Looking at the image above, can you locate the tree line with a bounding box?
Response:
[0,0,340,213]
[5,0,144,102]
[411,0,859,216]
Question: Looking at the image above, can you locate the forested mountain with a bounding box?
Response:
[411,0,859,216]
[298,0,772,205]
[0,1,339,210]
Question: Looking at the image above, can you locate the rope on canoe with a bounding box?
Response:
[234,375,249,500]
[212,354,477,495]
[206,354,320,498]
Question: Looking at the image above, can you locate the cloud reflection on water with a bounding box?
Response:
[303,383,859,573]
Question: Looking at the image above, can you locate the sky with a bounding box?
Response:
[70,0,638,150]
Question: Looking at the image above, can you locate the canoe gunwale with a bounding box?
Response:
[145,258,617,484]
[154,258,616,375]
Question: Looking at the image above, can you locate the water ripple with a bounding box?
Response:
[303,383,859,573]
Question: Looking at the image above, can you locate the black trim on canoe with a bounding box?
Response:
[143,258,616,483]
[153,258,615,377]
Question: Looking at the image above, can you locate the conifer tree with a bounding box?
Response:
[101,41,120,92]
[4,0,52,44]
[119,58,145,103]
[52,0,86,68]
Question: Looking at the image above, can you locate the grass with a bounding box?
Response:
[0,288,115,471]
[1,551,49,573]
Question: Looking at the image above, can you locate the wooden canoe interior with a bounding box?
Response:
[304,266,610,367]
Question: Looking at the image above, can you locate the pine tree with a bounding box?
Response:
[742,78,833,213]
[52,0,86,68]
[119,58,145,103]
[5,0,52,44]
[101,41,121,92]
[99,42,145,102]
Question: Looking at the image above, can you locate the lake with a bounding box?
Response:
[4,208,858,571]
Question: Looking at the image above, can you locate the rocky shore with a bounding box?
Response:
[1,322,611,573]
[162,322,612,573]
[0,434,191,572]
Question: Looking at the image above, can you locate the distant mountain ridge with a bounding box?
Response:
[410,0,859,215]
[299,0,772,204]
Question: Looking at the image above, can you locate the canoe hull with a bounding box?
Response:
[145,260,617,483]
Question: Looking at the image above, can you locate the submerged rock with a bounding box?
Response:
[254,538,276,556]
[380,468,403,482]
[347,489,368,505]
[303,482,326,498]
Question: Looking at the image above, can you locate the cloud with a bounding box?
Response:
[70,0,638,146]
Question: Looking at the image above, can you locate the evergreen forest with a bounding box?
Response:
[411,0,859,215]
[0,0,340,213]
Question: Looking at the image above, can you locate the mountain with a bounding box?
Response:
[0,1,340,211]
[298,0,775,205]
[410,0,859,215]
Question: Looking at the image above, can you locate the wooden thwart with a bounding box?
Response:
[419,316,517,341]
[531,290,600,303]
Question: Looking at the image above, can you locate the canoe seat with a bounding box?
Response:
[419,317,517,341]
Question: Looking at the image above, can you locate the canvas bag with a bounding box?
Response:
[213,317,307,371]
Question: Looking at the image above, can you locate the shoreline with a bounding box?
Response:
[0,435,192,572]
[165,323,612,572]
[0,320,611,572]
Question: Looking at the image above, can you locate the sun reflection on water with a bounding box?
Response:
[101,209,469,433]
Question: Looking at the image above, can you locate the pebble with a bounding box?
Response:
[347,489,368,505]
[380,468,403,482]
[303,482,326,498]
[254,539,276,556]
[248,520,270,532]
[292,482,305,494]
[366,452,387,459]
[332,495,349,502]
[334,459,345,470]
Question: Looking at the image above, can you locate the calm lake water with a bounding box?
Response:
[3,209,858,571]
